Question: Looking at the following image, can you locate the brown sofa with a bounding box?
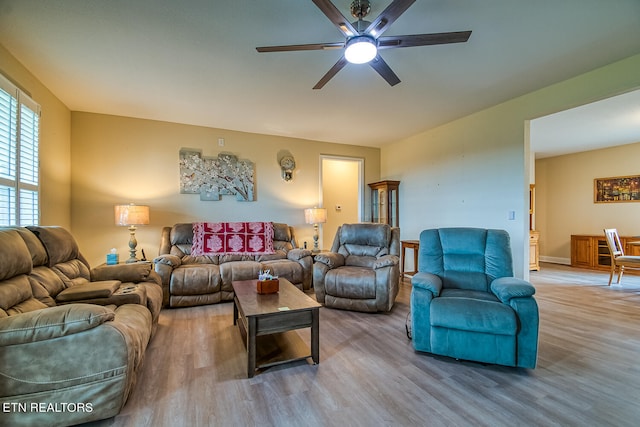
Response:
[0,226,162,426]
[154,222,313,307]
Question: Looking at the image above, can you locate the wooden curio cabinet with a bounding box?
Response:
[368,180,400,227]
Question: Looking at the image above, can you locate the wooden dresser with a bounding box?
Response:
[571,234,640,272]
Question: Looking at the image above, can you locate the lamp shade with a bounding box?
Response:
[304,207,327,225]
[115,204,150,226]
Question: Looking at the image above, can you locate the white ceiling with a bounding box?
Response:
[1,0,640,151]
[531,89,640,159]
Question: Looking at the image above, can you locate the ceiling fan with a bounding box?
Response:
[256,0,472,89]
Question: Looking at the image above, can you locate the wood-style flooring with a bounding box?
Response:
[86,263,640,427]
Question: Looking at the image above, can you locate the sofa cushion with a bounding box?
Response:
[170,223,194,246]
[0,304,115,346]
[431,297,517,335]
[27,226,86,267]
[261,259,304,287]
[345,254,377,268]
[0,229,32,280]
[15,227,48,267]
[339,223,390,248]
[52,259,92,287]
[0,275,47,317]
[28,266,66,301]
[335,224,391,263]
[273,222,292,242]
[325,266,376,299]
[181,254,220,265]
[256,249,288,262]
[219,260,262,287]
[170,264,222,295]
[439,288,499,302]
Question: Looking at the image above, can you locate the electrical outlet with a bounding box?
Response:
[218,138,225,147]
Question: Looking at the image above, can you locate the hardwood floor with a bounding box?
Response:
[86,263,640,427]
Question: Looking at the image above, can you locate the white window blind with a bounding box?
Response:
[0,73,40,226]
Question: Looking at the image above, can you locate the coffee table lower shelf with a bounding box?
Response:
[236,318,314,372]
[231,278,320,378]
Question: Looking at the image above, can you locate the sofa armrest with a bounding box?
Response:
[373,254,399,269]
[56,280,121,302]
[314,252,345,269]
[0,304,114,346]
[91,262,157,284]
[153,254,182,268]
[411,272,443,296]
[490,277,536,303]
[287,248,312,261]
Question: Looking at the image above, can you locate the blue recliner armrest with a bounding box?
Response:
[411,272,443,297]
[490,277,535,303]
[491,276,539,368]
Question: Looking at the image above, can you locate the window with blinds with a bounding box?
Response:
[0,73,40,226]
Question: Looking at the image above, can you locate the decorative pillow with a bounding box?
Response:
[192,222,275,256]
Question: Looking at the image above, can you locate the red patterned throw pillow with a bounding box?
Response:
[191,222,275,256]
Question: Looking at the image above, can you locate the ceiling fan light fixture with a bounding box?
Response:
[344,36,377,64]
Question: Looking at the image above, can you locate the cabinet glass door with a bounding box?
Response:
[371,189,380,223]
[368,180,400,227]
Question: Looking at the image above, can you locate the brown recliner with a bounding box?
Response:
[313,223,401,312]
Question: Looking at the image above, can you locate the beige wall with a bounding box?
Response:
[70,112,380,266]
[382,53,640,279]
[1,44,72,228]
[536,141,640,263]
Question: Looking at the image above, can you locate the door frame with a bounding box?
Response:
[319,155,365,245]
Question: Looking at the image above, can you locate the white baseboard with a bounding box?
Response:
[539,256,571,265]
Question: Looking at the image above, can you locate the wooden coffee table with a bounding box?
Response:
[232,278,321,378]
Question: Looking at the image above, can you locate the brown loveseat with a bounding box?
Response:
[0,226,162,426]
[154,222,313,307]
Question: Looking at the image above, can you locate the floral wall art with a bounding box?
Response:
[179,149,255,201]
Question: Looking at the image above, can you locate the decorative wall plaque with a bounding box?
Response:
[179,149,255,201]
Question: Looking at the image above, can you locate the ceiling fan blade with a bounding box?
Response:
[312,0,359,37]
[257,41,344,53]
[313,56,348,89]
[369,55,401,86]
[378,31,472,49]
[365,0,416,37]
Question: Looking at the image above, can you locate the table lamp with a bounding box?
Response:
[304,207,327,253]
[114,204,150,263]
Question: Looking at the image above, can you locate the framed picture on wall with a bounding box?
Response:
[594,175,640,203]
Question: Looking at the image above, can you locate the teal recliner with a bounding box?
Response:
[410,228,539,368]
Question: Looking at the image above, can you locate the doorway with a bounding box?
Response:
[320,156,364,250]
